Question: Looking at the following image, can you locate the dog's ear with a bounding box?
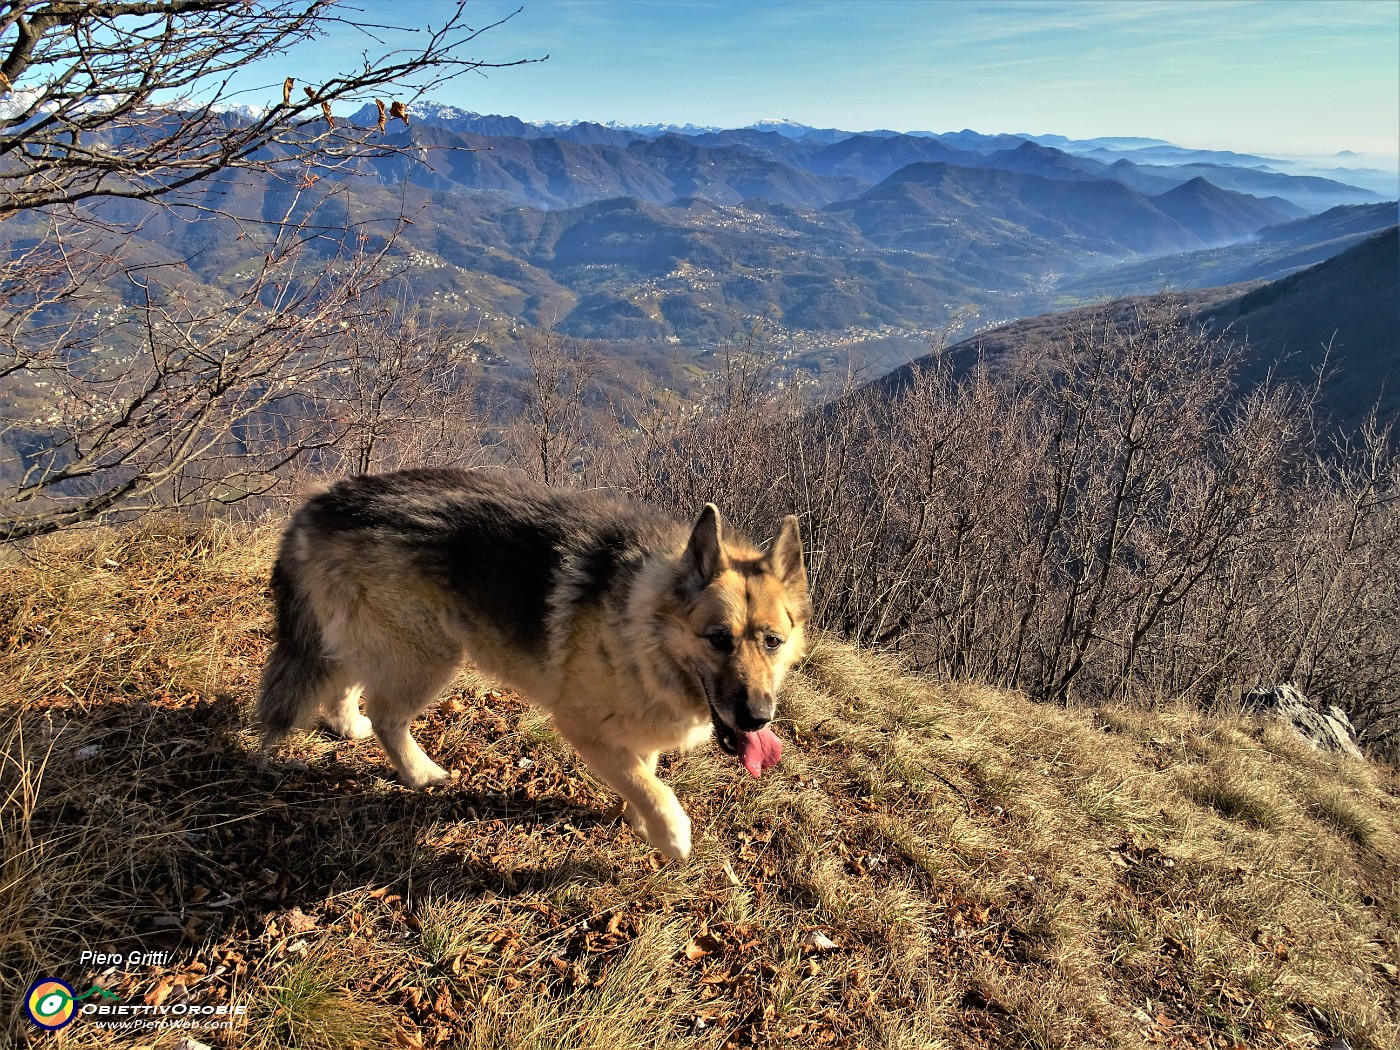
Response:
[765,515,808,597]
[683,504,726,586]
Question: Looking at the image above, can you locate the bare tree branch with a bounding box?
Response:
[1,1,535,539]
[0,1,539,214]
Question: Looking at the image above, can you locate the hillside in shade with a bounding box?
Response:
[1205,226,1400,428]
[1062,202,1398,298]
[1149,176,1305,245]
[872,221,1397,436]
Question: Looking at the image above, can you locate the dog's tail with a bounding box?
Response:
[256,543,332,747]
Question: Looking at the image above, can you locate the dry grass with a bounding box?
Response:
[2,518,1398,1049]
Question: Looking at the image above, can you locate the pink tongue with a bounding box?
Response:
[734,726,782,778]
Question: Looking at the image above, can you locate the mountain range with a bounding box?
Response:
[30,102,1400,393]
[349,103,1388,214]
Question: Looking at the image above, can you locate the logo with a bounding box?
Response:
[23,969,242,1032]
[25,978,77,1031]
[24,978,122,1031]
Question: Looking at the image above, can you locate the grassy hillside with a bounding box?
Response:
[2,518,1398,1049]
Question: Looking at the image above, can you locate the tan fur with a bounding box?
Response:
[257,469,809,862]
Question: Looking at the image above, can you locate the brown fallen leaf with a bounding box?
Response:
[283,907,317,934]
[684,932,723,961]
[146,975,176,1007]
[1160,934,1188,958]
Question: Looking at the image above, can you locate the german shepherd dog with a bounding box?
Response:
[256,468,810,861]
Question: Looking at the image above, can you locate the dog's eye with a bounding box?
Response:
[764,634,784,651]
[706,630,734,652]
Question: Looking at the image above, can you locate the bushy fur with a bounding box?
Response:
[256,468,809,860]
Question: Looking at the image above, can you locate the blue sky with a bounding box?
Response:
[233,0,1400,163]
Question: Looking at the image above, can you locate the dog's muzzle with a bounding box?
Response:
[710,701,740,755]
[695,663,783,778]
[696,664,739,754]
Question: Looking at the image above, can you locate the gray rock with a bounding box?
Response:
[1241,684,1364,759]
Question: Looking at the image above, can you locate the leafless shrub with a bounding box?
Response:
[609,300,1400,757]
[0,1,532,540]
[503,327,607,487]
[2,186,397,534]
[316,297,483,476]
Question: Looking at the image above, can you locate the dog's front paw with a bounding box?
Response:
[400,761,454,790]
[646,805,692,862]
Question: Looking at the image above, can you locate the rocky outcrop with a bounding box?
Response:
[1241,684,1364,759]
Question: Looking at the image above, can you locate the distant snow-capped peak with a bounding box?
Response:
[595,119,723,135]
[749,118,815,136]
[208,102,270,120]
[404,100,476,120]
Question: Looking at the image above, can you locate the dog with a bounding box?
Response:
[256,467,810,861]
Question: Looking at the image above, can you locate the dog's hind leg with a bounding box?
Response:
[258,555,338,747]
[320,684,373,740]
[358,662,460,789]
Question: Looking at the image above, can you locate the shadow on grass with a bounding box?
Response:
[9,689,625,967]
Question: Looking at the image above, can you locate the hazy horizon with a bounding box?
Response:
[375,102,1400,175]
[217,0,1400,167]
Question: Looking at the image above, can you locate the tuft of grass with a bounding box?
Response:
[1180,764,1285,829]
[415,897,496,967]
[245,953,398,1050]
[450,920,704,1050]
[1308,786,1382,847]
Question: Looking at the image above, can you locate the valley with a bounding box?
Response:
[3,103,1396,483]
[213,108,1400,371]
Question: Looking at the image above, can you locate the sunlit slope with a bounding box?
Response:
[2,518,1397,1049]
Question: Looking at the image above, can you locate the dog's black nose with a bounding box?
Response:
[735,693,775,731]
